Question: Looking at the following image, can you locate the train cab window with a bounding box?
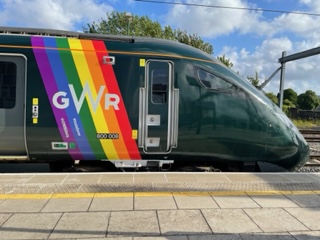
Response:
[151,68,168,104]
[0,62,16,109]
[197,69,233,90]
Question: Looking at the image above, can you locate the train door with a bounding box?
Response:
[0,55,27,158]
[139,60,179,153]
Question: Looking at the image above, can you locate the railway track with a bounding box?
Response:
[300,129,320,167]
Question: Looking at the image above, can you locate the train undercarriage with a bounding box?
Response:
[0,158,290,173]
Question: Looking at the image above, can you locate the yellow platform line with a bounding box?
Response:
[95,192,133,198]
[52,193,95,198]
[0,190,319,199]
[135,192,174,197]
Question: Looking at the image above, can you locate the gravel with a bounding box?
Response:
[296,142,320,172]
[296,166,320,172]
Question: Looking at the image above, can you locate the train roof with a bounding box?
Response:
[0,26,216,63]
[0,26,135,42]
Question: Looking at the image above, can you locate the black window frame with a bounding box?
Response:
[197,68,235,91]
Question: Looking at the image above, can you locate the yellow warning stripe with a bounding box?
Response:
[0,190,318,199]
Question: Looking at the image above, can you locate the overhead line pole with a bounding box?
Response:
[258,67,281,90]
[277,46,320,109]
[279,52,286,109]
[279,46,320,64]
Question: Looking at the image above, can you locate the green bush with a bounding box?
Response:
[291,119,320,128]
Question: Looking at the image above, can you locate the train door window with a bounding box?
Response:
[0,61,16,109]
[151,68,168,104]
[197,68,233,90]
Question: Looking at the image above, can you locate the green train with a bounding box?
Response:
[0,27,309,171]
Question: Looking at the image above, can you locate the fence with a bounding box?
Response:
[289,108,320,120]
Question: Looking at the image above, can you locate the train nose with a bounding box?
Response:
[265,114,310,172]
[294,129,310,169]
[282,125,310,171]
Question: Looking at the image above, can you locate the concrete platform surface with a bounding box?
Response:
[0,172,319,239]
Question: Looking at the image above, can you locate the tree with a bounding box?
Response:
[247,71,260,87]
[217,54,233,68]
[175,30,213,54]
[283,88,298,105]
[297,90,320,110]
[282,99,296,115]
[86,11,213,55]
[276,88,297,113]
[265,92,278,105]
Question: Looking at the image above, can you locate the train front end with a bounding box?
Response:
[259,100,310,171]
[204,60,310,171]
[176,45,310,172]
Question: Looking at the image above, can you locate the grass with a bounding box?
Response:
[291,119,320,129]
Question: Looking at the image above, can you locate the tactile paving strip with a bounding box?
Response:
[0,182,320,194]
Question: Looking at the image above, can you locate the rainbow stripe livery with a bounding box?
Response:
[31,36,141,160]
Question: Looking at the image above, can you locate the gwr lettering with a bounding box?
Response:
[96,133,119,139]
[52,81,120,113]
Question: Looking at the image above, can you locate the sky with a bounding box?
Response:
[0,0,320,95]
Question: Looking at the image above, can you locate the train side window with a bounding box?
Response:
[151,68,168,104]
[0,61,17,109]
[197,69,233,90]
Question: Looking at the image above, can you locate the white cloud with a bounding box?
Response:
[164,0,320,40]
[299,0,320,12]
[0,0,113,30]
[223,38,292,75]
[217,36,320,95]
[272,13,318,38]
[165,0,263,38]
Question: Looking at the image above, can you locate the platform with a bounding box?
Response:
[0,172,319,239]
